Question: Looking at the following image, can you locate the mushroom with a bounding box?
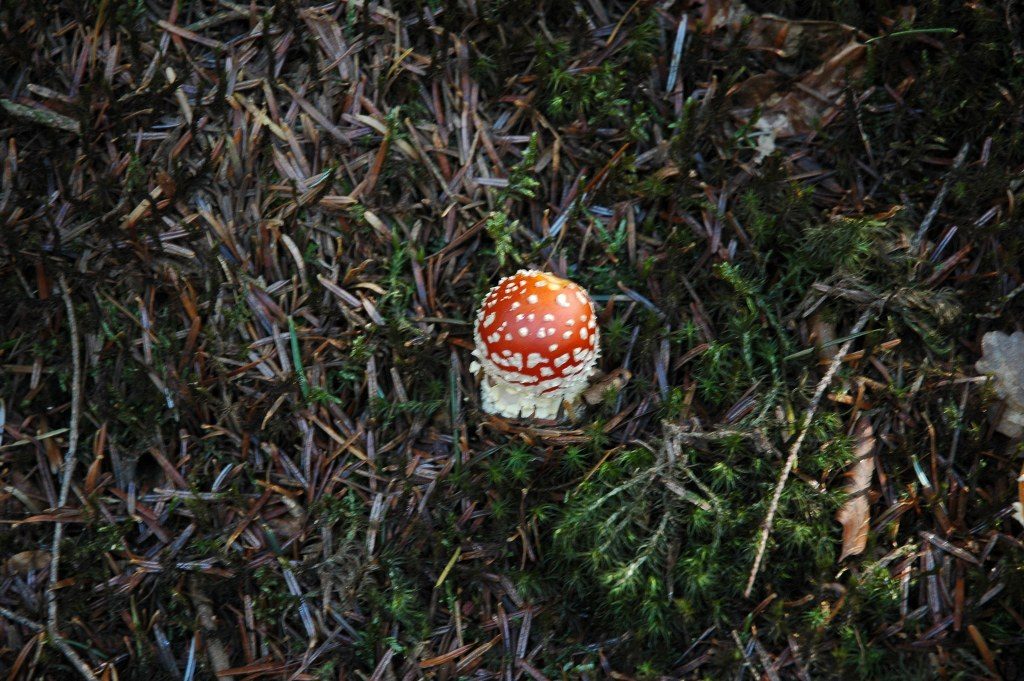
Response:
[471,270,600,419]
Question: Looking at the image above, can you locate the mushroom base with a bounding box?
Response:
[479,373,573,420]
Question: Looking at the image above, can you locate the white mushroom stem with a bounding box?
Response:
[478,370,568,420]
[469,350,596,419]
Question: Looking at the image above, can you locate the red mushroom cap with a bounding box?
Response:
[474,270,599,394]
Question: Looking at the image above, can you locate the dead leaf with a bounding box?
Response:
[720,0,868,138]
[771,41,867,135]
[809,314,838,361]
[726,72,785,110]
[264,514,305,543]
[975,331,1024,438]
[3,550,50,575]
[582,368,632,405]
[836,416,876,561]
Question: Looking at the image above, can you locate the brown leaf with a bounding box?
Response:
[722,1,868,139]
[582,368,632,405]
[809,314,838,361]
[836,416,876,561]
[771,41,867,134]
[3,550,50,575]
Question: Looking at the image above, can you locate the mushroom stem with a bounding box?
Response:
[479,371,570,420]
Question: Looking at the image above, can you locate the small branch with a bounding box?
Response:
[0,606,44,631]
[49,636,99,681]
[745,308,874,598]
[47,274,98,681]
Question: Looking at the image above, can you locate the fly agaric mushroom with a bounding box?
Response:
[471,270,600,419]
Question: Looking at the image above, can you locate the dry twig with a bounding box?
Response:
[45,274,99,681]
[745,308,874,598]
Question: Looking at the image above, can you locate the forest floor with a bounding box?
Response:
[2,1,1023,679]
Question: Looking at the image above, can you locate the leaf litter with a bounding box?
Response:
[1,0,1022,678]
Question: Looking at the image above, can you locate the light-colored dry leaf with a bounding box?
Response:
[751,113,788,164]
[975,331,1024,438]
[836,416,876,561]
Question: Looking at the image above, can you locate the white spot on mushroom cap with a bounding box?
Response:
[543,313,555,322]
[562,330,573,339]
[539,366,554,377]
[548,343,559,352]
[580,327,588,339]
[510,301,521,310]
[527,294,539,304]
[554,353,569,368]
[483,312,496,327]
[556,293,570,307]
[519,327,529,337]
[526,352,546,368]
